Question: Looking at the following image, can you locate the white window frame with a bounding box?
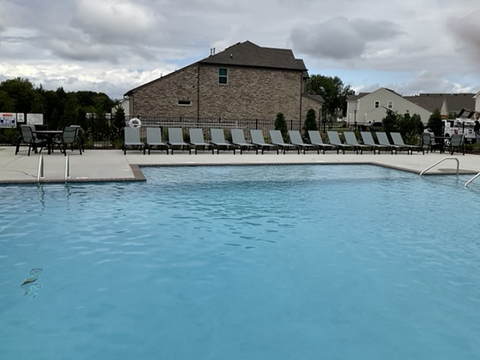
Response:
[387,101,393,109]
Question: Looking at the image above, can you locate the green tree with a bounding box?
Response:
[303,108,317,139]
[0,78,36,113]
[274,112,288,141]
[427,109,443,136]
[382,110,399,133]
[306,75,353,122]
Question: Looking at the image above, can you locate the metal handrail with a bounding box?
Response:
[465,172,480,187]
[65,155,70,182]
[420,157,459,176]
[37,155,44,182]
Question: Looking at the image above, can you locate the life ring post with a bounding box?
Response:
[129,118,142,128]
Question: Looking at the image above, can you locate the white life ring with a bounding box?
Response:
[129,118,142,128]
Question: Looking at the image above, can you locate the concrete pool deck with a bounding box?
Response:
[1,146,479,184]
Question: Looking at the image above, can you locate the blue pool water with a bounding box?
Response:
[1,165,480,360]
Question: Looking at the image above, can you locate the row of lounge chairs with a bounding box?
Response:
[123,127,429,155]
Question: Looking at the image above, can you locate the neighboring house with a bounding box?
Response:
[404,93,475,119]
[124,41,323,122]
[346,88,431,125]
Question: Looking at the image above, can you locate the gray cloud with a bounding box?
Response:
[290,16,401,60]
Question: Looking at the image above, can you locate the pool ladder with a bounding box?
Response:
[37,155,70,183]
[420,157,480,187]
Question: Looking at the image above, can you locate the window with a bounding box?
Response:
[218,68,228,85]
[177,100,191,106]
[374,101,380,109]
[388,101,393,109]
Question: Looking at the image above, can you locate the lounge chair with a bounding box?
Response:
[144,127,168,155]
[189,128,212,154]
[54,126,83,156]
[376,132,408,154]
[231,129,258,154]
[250,129,278,154]
[210,128,236,154]
[326,131,357,154]
[269,130,298,154]
[360,131,392,155]
[123,127,144,155]
[168,128,191,154]
[448,134,465,155]
[343,131,374,154]
[391,132,424,155]
[16,125,48,156]
[307,130,337,154]
[288,130,318,154]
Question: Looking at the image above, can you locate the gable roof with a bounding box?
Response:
[199,41,307,71]
[404,93,475,115]
[347,88,401,102]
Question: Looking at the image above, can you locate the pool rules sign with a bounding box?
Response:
[0,113,16,128]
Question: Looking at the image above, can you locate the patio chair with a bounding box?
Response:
[250,129,278,154]
[53,126,84,156]
[360,131,392,155]
[144,127,168,155]
[167,128,191,154]
[16,125,48,156]
[231,129,258,154]
[189,128,212,154]
[343,131,374,154]
[326,131,357,154]
[210,128,236,154]
[421,132,442,153]
[123,127,144,155]
[448,134,465,155]
[391,132,424,155]
[376,132,408,154]
[269,130,298,154]
[288,130,318,154]
[307,130,337,154]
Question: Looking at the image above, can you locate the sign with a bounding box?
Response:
[0,113,16,128]
[16,113,25,123]
[27,113,44,125]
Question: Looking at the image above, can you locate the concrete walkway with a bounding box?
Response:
[1,146,479,184]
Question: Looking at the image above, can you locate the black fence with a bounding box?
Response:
[0,116,351,148]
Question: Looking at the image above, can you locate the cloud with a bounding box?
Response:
[290,16,401,60]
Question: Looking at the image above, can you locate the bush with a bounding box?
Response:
[303,108,317,140]
[274,112,288,141]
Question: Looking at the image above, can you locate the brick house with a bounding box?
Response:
[124,41,323,123]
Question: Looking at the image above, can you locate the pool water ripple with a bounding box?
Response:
[1,165,480,360]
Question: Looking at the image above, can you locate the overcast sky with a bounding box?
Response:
[1,0,480,100]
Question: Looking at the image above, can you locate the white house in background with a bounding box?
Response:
[346,88,432,125]
[475,91,480,113]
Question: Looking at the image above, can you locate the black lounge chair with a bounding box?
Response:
[307,130,337,154]
[144,127,168,155]
[168,128,191,154]
[231,129,258,154]
[391,132,424,155]
[250,130,278,154]
[189,128,212,154]
[269,130,298,154]
[288,130,318,154]
[210,128,236,154]
[123,127,144,155]
[326,131,357,154]
[360,131,392,155]
[343,131,374,154]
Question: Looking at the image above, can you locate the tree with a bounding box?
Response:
[306,75,353,122]
[274,112,288,141]
[427,109,443,136]
[382,109,398,133]
[303,108,317,139]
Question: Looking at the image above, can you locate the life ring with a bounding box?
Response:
[129,118,142,128]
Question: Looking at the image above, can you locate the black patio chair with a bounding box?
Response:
[15,125,48,156]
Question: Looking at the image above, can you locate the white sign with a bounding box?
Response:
[0,112,16,128]
[27,113,44,125]
[16,113,25,123]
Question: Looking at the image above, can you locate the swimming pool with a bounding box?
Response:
[1,165,480,360]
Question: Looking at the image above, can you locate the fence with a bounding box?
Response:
[1,116,351,148]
